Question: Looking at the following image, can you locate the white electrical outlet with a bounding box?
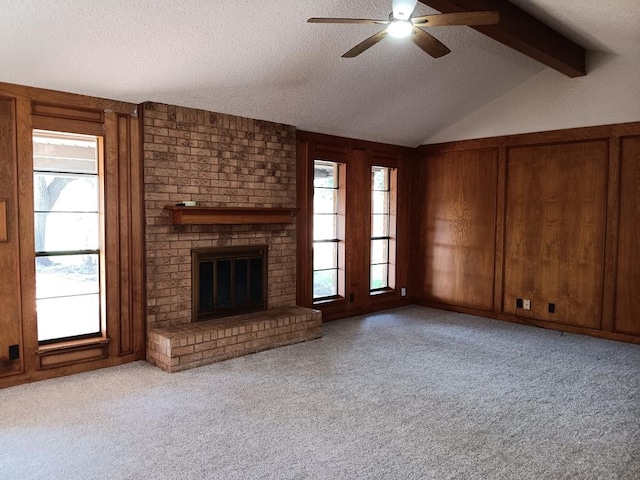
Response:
[401,287,407,297]
[523,299,531,310]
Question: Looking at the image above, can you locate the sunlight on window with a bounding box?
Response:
[313,160,341,300]
[33,130,102,343]
[371,166,395,291]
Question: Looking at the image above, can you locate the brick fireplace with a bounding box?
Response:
[143,102,320,371]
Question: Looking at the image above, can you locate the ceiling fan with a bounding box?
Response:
[308,0,499,58]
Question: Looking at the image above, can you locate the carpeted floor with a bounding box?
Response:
[1,306,639,479]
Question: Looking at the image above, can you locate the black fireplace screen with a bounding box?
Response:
[192,246,267,321]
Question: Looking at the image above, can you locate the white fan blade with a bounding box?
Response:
[392,0,418,20]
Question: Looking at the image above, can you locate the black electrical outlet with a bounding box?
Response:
[349,293,354,303]
[8,344,19,360]
[516,298,523,309]
[548,303,556,313]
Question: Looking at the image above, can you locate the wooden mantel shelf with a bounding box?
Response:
[164,205,297,225]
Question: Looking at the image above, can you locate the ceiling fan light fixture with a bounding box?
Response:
[387,20,413,38]
[309,4,498,58]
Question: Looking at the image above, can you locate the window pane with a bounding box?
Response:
[371,264,389,290]
[313,159,343,301]
[34,173,98,212]
[37,294,100,342]
[36,254,99,300]
[314,242,338,270]
[314,188,337,214]
[33,131,98,174]
[34,212,99,252]
[371,239,389,265]
[33,130,102,344]
[314,213,337,241]
[372,191,389,214]
[372,167,389,191]
[371,166,394,293]
[372,213,389,237]
[314,161,337,188]
[313,269,337,298]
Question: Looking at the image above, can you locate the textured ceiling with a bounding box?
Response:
[0,1,636,147]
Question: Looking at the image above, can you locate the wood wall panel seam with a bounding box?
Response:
[0,97,24,376]
[613,136,640,334]
[600,137,619,332]
[104,111,122,359]
[131,114,145,355]
[493,146,507,313]
[0,199,7,242]
[118,114,134,356]
[16,98,36,375]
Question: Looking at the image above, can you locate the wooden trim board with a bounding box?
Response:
[0,200,6,242]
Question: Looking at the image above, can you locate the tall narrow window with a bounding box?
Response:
[313,160,344,300]
[33,130,103,344]
[371,166,396,292]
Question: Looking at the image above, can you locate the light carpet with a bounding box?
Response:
[1,306,639,479]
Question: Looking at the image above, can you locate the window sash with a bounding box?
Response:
[313,160,343,301]
[33,129,103,344]
[370,166,395,292]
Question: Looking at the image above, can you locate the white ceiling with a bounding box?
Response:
[0,1,637,147]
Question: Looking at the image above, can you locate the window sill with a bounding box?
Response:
[37,337,110,370]
[313,296,345,306]
[370,288,394,297]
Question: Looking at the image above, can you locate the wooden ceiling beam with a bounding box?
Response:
[418,0,586,77]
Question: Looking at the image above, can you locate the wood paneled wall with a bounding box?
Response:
[616,136,640,335]
[0,82,145,388]
[0,97,23,377]
[418,148,498,311]
[504,141,608,329]
[417,123,640,344]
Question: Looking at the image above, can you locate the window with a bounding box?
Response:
[33,130,103,344]
[371,166,396,292]
[313,160,344,300]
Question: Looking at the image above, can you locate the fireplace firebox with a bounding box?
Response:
[192,246,268,321]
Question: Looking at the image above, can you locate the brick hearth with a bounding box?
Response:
[147,306,321,372]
